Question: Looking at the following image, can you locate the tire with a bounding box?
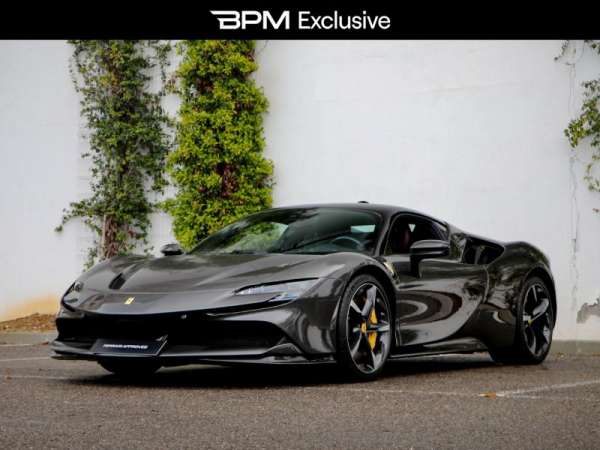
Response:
[336,274,393,380]
[99,359,160,378]
[490,276,554,365]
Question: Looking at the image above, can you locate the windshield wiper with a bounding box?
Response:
[282,231,348,253]
[227,249,263,255]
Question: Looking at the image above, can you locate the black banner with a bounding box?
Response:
[3,3,599,39]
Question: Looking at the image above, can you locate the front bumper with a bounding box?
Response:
[51,341,335,366]
[52,287,341,366]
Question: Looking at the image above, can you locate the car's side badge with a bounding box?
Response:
[124,296,135,305]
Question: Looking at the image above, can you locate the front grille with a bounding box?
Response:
[56,313,285,351]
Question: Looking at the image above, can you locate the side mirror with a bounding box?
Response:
[160,243,183,256]
[409,240,450,276]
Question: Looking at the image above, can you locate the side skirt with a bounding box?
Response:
[389,337,488,359]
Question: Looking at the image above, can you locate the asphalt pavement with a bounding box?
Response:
[1,338,599,449]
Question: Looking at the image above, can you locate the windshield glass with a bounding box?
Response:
[192,207,382,255]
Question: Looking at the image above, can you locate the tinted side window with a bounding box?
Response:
[434,222,449,240]
[385,216,444,255]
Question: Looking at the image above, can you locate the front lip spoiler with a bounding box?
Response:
[50,340,335,366]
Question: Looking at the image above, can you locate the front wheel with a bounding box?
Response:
[99,359,160,378]
[490,276,554,365]
[336,275,392,380]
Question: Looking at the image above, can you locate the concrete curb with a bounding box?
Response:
[0,332,57,345]
[550,340,600,355]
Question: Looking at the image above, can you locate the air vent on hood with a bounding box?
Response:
[109,273,126,290]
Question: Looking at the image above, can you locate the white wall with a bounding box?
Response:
[0,41,82,319]
[0,41,177,320]
[255,40,600,341]
[1,40,599,341]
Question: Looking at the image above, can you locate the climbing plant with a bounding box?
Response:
[164,40,273,250]
[559,40,600,211]
[56,40,172,268]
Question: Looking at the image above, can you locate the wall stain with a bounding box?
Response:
[569,154,581,317]
[577,296,600,324]
[1,294,59,322]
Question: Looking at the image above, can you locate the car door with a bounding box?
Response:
[383,214,488,346]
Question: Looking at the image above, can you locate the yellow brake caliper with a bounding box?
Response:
[367,308,378,350]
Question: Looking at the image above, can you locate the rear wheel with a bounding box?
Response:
[99,359,160,378]
[490,276,554,364]
[336,275,392,380]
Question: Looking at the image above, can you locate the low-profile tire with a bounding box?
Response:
[490,276,554,365]
[99,359,160,378]
[336,274,393,381]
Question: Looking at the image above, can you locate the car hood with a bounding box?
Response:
[65,252,381,315]
[78,252,362,294]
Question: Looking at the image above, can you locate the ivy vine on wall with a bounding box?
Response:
[55,40,172,268]
[559,40,600,212]
[164,40,273,250]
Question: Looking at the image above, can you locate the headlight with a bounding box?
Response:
[235,279,320,301]
[62,281,83,302]
[65,281,83,295]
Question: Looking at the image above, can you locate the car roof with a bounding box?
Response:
[268,203,447,225]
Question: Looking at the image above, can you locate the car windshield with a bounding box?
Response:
[191,207,382,255]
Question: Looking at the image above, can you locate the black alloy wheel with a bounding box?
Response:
[337,275,392,380]
[521,282,553,358]
[490,276,554,365]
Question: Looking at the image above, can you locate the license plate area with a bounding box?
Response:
[91,338,166,356]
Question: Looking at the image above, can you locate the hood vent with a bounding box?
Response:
[109,273,127,290]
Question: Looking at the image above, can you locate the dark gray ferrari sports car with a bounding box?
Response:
[52,203,556,379]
